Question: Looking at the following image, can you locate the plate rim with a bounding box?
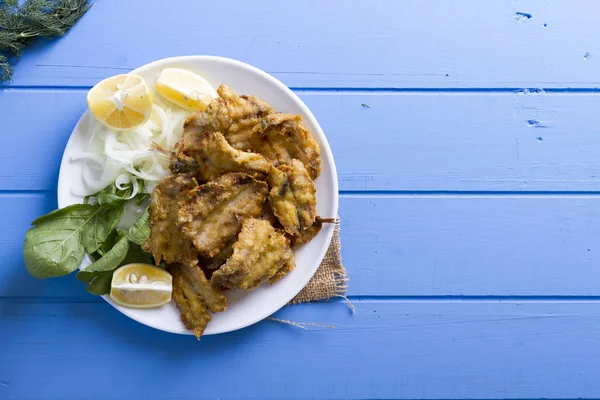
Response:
[57,55,339,336]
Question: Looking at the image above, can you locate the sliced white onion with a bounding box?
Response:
[76,100,192,197]
[115,173,131,190]
[129,177,140,198]
[71,152,105,166]
[113,174,139,199]
[123,162,168,182]
[134,125,154,139]
[82,158,124,194]
[168,113,187,148]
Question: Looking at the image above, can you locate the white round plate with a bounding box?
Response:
[57,56,338,336]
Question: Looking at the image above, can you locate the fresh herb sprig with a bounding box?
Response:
[23,180,152,295]
[0,0,91,82]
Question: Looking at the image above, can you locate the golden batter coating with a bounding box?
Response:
[168,85,273,180]
[268,259,295,285]
[258,200,279,227]
[290,217,322,246]
[219,86,273,151]
[202,242,234,270]
[250,113,321,179]
[171,272,210,339]
[143,174,198,266]
[268,159,317,236]
[179,129,272,181]
[179,263,227,312]
[178,173,268,258]
[179,85,272,152]
[211,218,295,290]
[169,264,227,339]
[289,217,336,246]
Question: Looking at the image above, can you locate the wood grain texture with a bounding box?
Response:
[2,300,600,400]
[4,192,600,298]
[5,90,600,191]
[3,0,600,89]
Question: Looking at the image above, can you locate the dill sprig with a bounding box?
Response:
[0,54,13,82]
[0,0,91,82]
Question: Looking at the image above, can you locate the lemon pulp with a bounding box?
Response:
[87,74,153,131]
[155,68,217,110]
[110,263,172,309]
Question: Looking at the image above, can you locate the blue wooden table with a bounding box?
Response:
[3,1,600,398]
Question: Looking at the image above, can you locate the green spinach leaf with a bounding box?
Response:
[135,193,149,206]
[85,234,129,273]
[128,207,150,245]
[76,270,113,295]
[95,229,120,257]
[23,204,101,279]
[97,184,133,209]
[96,179,145,209]
[120,243,153,266]
[80,206,123,254]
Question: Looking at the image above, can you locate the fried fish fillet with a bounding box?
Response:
[176,130,272,181]
[180,264,227,312]
[202,242,234,270]
[267,159,317,236]
[179,85,272,152]
[267,258,295,285]
[258,200,279,227]
[211,218,295,290]
[169,151,199,175]
[169,264,227,339]
[178,173,268,258]
[218,86,273,151]
[168,85,273,181]
[289,216,336,246]
[143,174,198,266]
[250,113,321,179]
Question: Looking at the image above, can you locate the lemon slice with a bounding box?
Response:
[110,264,172,308]
[155,68,217,110]
[87,74,153,131]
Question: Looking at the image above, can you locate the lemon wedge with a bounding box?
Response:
[87,74,153,131]
[155,68,217,110]
[110,264,172,309]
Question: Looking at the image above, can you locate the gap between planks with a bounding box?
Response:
[6,190,600,198]
[5,86,600,95]
[338,190,600,198]
[7,295,600,304]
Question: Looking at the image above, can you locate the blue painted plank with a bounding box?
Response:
[4,192,600,298]
[4,90,600,191]
[2,299,600,399]
[0,91,83,191]
[4,0,600,89]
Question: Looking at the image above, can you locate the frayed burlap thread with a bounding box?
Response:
[289,220,347,304]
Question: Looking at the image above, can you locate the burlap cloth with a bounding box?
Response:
[289,220,347,304]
